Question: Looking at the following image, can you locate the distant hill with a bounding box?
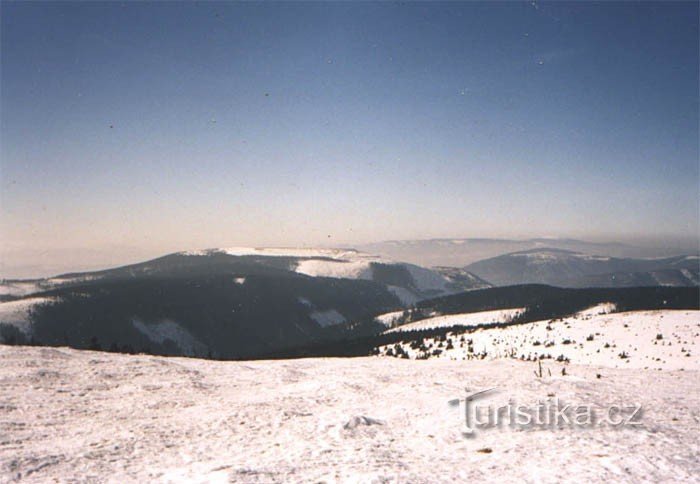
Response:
[0,248,487,358]
[358,238,697,267]
[465,249,699,288]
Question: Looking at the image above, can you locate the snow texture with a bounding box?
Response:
[1,345,699,482]
[380,310,700,371]
[374,310,406,327]
[385,308,525,334]
[294,259,374,280]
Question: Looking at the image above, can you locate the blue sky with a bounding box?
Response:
[1,1,698,275]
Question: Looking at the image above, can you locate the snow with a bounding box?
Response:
[0,297,55,336]
[576,302,617,318]
[220,247,369,259]
[1,345,699,482]
[0,282,42,298]
[380,310,700,371]
[385,308,525,334]
[47,275,101,285]
[0,276,102,299]
[403,264,448,292]
[131,319,207,357]
[294,259,373,280]
[374,310,406,327]
[512,252,562,260]
[309,309,346,328]
[180,247,376,259]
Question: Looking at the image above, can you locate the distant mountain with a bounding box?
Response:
[0,248,487,358]
[465,248,699,288]
[358,238,698,267]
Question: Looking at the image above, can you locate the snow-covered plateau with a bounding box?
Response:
[2,334,699,482]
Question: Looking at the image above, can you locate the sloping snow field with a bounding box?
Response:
[379,310,699,371]
[1,344,699,482]
[384,308,525,334]
[0,297,56,336]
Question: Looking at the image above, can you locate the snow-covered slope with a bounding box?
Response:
[0,276,101,300]
[2,345,698,482]
[379,309,700,370]
[383,308,525,333]
[0,297,56,336]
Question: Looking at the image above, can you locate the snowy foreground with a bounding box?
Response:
[2,346,699,482]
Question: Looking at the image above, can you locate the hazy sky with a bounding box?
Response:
[1,1,698,276]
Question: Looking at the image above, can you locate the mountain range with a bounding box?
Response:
[359,238,698,267]
[465,248,699,288]
[1,245,697,359]
[0,248,486,358]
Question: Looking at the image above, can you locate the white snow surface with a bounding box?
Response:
[0,276,101,298]
[295,259,374,280]
[403,264,448,292]
[186,247,373,260]
[577,302,617,317]
[380,310,700,371]
[0,282,43,298]
[2,345,699,482]
[374,310,406,327]
[385,308,525,334]
[0,297,55,335]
